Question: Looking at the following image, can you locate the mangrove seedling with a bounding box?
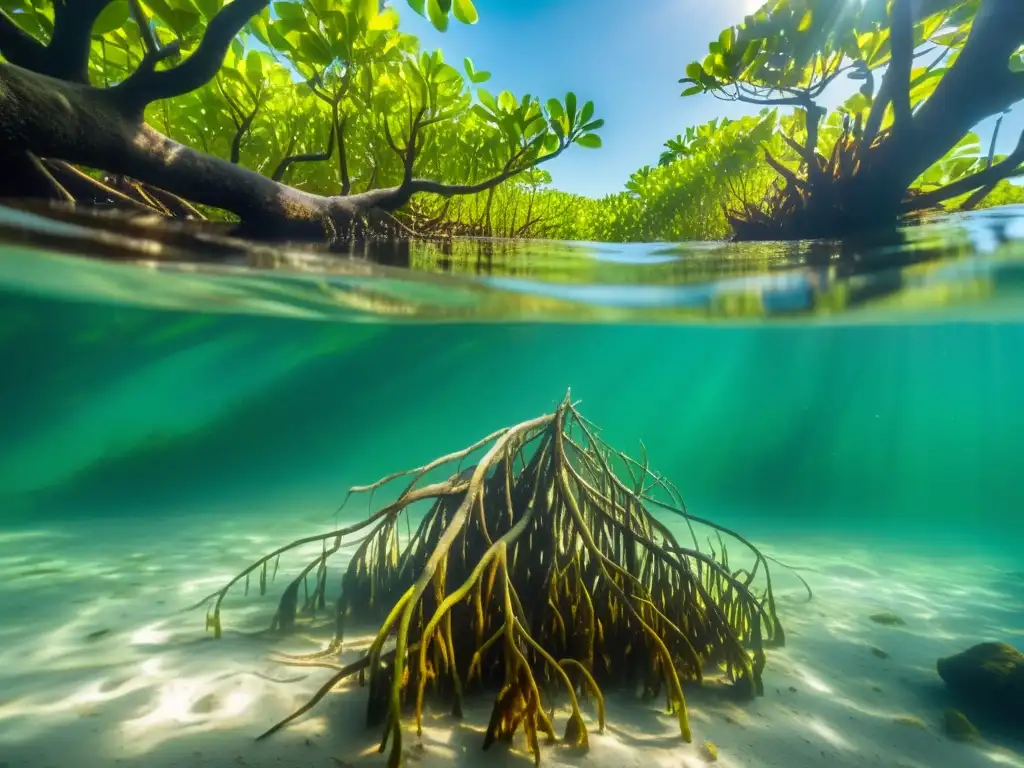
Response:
[193,391,789,768]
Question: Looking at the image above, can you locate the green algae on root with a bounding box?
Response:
[943,708,979,742]
[891,715,928,731]
[937,642,1024,724]
[193,392,790,768]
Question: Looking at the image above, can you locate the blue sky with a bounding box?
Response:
[398,0,1023,199]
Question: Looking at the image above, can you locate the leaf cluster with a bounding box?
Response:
[0,0,602,216]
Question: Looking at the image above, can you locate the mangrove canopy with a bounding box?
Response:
[681,0,1024,239]
[0,0,604,240]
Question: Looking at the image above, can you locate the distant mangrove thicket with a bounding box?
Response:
[0,0,1021,243]
[432,0,1024,243]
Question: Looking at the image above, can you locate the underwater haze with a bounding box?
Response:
[0,205,1023,768]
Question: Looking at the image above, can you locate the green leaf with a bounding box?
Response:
[580,100,594,125]
[551,117,565,141]
[221,67,249,90]
[576,134,602,149]
[369,7,399,30]
[471,104,496,123]
[93,0,130,35]
[565,91,577,130]
[426,0,448,30]
[685,62,703,80]
[247,11,270,45]
[718,27,733,53]
[453,0,477,24]
[478,88,498,114]
[546,98,564,120]
[797,9,812,32]
[246,50,262,85]
[273,2,305,22]
[300,31,334,65]
[497,89,517,112]
[407,0,426,14]
[471,70,491,83]
[265,21,296,54]
[358,0,377,19]
[1011,48,1024,73]
[581,119,604,132]
[463,57,475,77]
[192,0,222,20]
[141,0,186,34]
[681,85,704,96]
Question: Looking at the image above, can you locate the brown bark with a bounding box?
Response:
[0,60,564,240]
[851,0,1024,215]
[0,63,362,237]
[737,0,1024,240]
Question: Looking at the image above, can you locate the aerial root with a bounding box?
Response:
[198,391,793,767]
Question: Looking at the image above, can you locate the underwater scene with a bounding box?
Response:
[3,0,1024,766]
[1,203,1023,768]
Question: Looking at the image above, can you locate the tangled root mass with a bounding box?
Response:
[193,392,791,767]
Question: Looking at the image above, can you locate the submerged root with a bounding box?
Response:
[194,391,791,767]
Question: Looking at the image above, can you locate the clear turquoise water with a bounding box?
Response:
[0,203,1023,767]
[2,204,1023,549]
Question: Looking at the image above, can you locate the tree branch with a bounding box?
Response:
[337,113,350,196]
[404,143,566,200]
[129,39,182,88]
[144,183,208,218]
[1,61,585,242]
[271,120,336,182]
[41,159,152,210]
[804,104,825,181]
[904,128,1024,211]
[888,0,914,135]
[46,0,113,83]
[808,55,854,99]
[0,10,49,73]
[733,89,808,107]
[1,2,114,83]
[382,119,404,161]
[352,140,569,213]
[964,111,1011,211]
[861,76,893,153]
[763,149,809,191]
[0,149,72,201]
[129,0,160,55]
[1012,71,1024,104]
[230,105,259,164]
[114,0,269,111]
[860,1,914,154]
[404,107,427,185]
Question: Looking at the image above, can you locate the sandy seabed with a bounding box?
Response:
[0,510,1021,768]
